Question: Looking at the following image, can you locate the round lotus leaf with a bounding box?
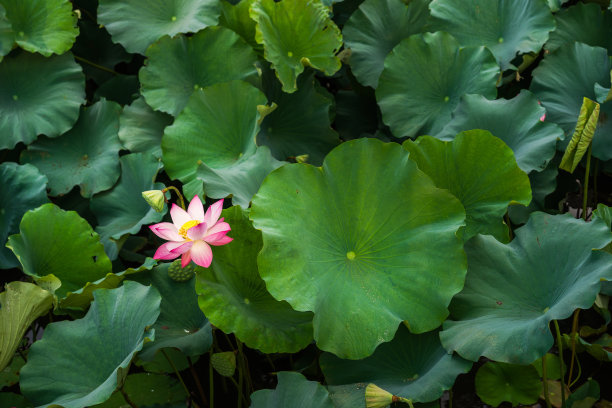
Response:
[6,203,112,300]
[530,42,612,160]
[0,5,13,61]
[20,281,161,408]
[118,97,173,158]
[92,372,186,408]
[250,0,342,93]
[435,91,564,173]
[546,3,612,54]
[440,212,612,364]
[376,32,499,139]
[162,80,265,183]
[1,0,78,56]
[475,361,541,407]
[90,152,166,260]
[404,130,531,241]
[250,138,467,359]
[343,0,430,88]
[20,99,122,198]
[98,0,220,55]
[321,326,472,405]
[219,0,259,51]
[195,206,313,353]
[250,371,335,408]
[0,162,48,269]
[140,27,259,116]
[0,52,85,150]
[508,162,558,225]
[429,0,554,70]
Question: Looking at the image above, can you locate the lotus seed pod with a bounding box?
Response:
[167,259,195,282]
[211,351,236,377]
[142,190,165,212]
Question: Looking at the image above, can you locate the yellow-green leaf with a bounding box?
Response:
[559,97,600,173]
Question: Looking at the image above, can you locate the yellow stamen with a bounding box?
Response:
[178,220,200,239]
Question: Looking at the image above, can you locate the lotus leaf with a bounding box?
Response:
[118,97,173,158]
[196,206,313,353]
[546,3,612,54]
[566,379,600,408]
[140,27,258,116]
[321,326,472,405]
[250,138,466,359]
[531,353,564,380]
[0,354,25,388]
[435,91,564,173]
[20,99,122,198]
[559,97,600,173]
[474,362,541,407]
[404,130,531,241]
[0,392,31,408]
[376,32,499,138]
[429,0,554,70]
[219,0,259,50]
[0,5,12,60]
[1,0,78,56]
[440,212,612,364]
[20,282,161,408]
[7,203,112,299]
[569,333,612,362]
[0,52,85,150]
[92,373,187,408]
[0,162,48,269]
[98,0,221,55]
[508,163,558,225]
[0,282,53,372]
[547,0,570,12]
[90,153,166,260]
[342,0,430,88]
[162,80,266,184]
[250,0,342,93]
[249,371,335,408]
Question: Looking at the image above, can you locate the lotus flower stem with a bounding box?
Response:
[162,186,186,210]
[567,309,580,388]
[209,349,214,408]
[542,357,552,408]
[161,349,193,405]
[74,55,119,76]
[188,356,208,406]
[593,159,599,207]
[553,320,567,407]
[582,143,592,220]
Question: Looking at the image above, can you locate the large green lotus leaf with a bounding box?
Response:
[404,130,531,241]
[440,212,612,364]
[474,361,540,407]
[250,138,467,359]
[0,162,48,269]
[195,206,314,354]
[20,99,122,198]
[0,5,13,61]
[530,42,612,160]
[250,0,343,93]
[92,373,187,408]
[20,281,161,408]
[546,3,612,54]
[140,27,259,116]
[376,32,499,139]
[435,91,564,173]
[90,153,166,260]
[6,203,112,300]
[342,0,429,88]
[118,97,173,158]
[250,371,335,408]
[257,69,340,165]
[219,0,259,50]
[98,0,221,55]
[321,326,472,405]
[0,282,53,372]
[508,163,558,225]
[162,80,265,183]
[196,146,284,208]
[129,262,212,360]
[0,52,85,150]
[429,0,554,70]
[1,0,78,56]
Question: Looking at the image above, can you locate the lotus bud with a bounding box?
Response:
[295,154,309,163]
[365,383,393,408]
[142,190,165,212]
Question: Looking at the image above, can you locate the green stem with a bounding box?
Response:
[582,143,593,220]
[209,349,214,408]
[188,356,208,407]
[542,356,552,408]
[120,387,139,408]
[236,340,253,394]
[553,320,567,407]
[74,55,119,75]
[161,349,192,404]
[567,310,580,388]
[593,158,599,206]
[505,213,513,240]
[162,186,186,210]
[448,388,453,408]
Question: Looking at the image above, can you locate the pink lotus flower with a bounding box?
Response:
[149,197,232,268]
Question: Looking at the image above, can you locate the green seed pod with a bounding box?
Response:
[211,351,236,377]
[167,259,195,282]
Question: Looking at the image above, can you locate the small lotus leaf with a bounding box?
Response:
[20,282,161,408]
[249,371,335,408]
[0,354,25,388]
[546,3,612,54]
[429,0,555,70]
[140,27,258,116]
[195,206,313,353]
[0,282,53,372]
[321,326,472,405]
[343,0,430,88]
[0,52,85,150]
[376,32,499,138]
[118,97,173,158]
[92,373,187,408]
[7,203,112,300]
[98,0,221,54]
[547,0,570,12]
[435,91,564,173]
[566,379,600,408]
[250,0,343,93]
[404,130,531,241]
[250,138,466,359]
[1,0,78,56]
[475,361,541,407]
[20,99,122,198]
[0,162,48,269]
[440,212,612,364]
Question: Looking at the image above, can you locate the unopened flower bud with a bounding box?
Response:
[142,190,165,212]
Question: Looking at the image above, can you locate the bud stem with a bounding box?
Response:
[162,186,186,210]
